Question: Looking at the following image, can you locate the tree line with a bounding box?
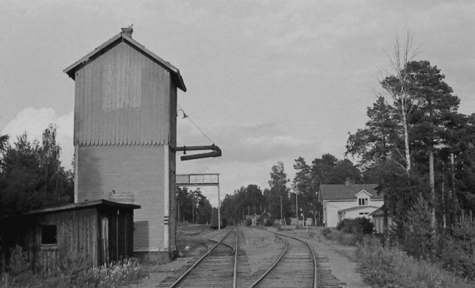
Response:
[176,186,213,224]
[345,36,475,250]
[220,155,363,225]
[0,125,74,216]
[220,35,475,243]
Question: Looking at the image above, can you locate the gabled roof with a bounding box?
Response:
[257,212,271,221]
[63,31,186,92]
[320,184,382,201]
[355,190,372,197]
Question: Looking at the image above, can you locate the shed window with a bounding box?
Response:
[41,225,57,245]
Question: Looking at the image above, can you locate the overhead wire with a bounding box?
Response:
[177,104,215,145]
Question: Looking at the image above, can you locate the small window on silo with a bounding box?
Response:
[41,225,57,245]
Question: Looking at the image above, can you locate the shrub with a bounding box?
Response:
[321,227,332,238]
[264,219,273,226]
[337,217,374,235]
[402,196,435,259]
[356,237,473,288]
[435,215,475,281]
[88,258,147,287]
[8,245,30,276]
[246,218,252,226]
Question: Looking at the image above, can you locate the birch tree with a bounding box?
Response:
[381,32,421,175]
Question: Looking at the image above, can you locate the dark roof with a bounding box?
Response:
[369,206,391,217]
[63,31,186,92]
[257,212,270,221]
[320,184,382,201]
[0,199,140,219]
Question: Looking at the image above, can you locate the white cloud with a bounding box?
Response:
[1,108,74,169]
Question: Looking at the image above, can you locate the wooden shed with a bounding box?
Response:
[0,200,139,272]
[63,28,186,262]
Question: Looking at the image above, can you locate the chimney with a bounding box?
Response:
[121,25,133,38]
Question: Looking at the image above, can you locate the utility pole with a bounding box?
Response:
[280,196,283,223]
[296,191,299,226]
[450,153,456,228]
[192,192,194,224]
[218,184,221,230]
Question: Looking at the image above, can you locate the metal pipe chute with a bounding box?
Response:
[175,144,222,161]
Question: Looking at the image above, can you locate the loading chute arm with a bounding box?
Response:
[174,144,222,161]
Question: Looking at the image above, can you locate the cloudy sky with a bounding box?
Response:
[1,1,474,205]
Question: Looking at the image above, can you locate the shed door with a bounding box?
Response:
[101,218,109,263]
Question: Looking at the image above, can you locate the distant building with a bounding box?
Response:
[0,200,139,272]
[257,212,271,226]
[370,206,393,234]
[245,211,271,226]
[319,182,383,227]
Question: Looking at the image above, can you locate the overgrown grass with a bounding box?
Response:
[1,246,147,287]
[356,238,473,288]
[320,227,474,287]
[321,227,362,246]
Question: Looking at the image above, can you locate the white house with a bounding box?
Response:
[319,183,383,227]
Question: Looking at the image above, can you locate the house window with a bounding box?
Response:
[41,225,57,245]
[358,198,368,206]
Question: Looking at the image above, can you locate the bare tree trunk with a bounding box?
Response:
[386,31,420,175]
[402,104,411,174]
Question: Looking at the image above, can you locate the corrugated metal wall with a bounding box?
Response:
[74,42,171,146]
[77,145,165,252]
[73,39,177,255]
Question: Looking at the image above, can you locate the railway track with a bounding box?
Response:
[249,232,317,288]
[159,227,344,288]
[162,227,239,288]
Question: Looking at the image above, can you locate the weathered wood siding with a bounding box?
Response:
[73,41,171,146]
[0,204,135,272]
[77,145,166,252]
[98,206,134,263]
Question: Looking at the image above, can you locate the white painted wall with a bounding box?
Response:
[340,206,380,222]
[324,199,383,227]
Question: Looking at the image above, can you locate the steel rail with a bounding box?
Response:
[248,236,289,288]
[168,227,235,288]
[233,228,239,288]
[276,232,318,288]
[208,238,236,255]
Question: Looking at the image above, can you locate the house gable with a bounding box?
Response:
[355,190,372,198]
[64,31,186,92]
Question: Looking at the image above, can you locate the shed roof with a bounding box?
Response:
[320,184,382,201]
[0,200,140,219]
[369,206,391,217]
[63,31,186,92]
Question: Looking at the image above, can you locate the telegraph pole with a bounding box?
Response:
[296,191,299,226]
[280,196,283,223]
